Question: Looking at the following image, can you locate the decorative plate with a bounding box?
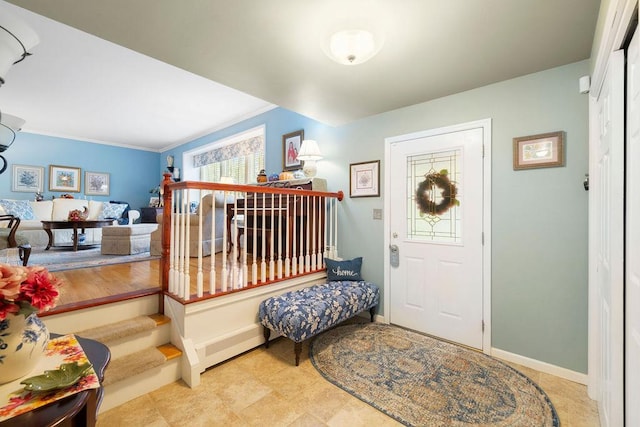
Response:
[20,362,93,392]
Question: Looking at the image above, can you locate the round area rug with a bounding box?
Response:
[310,323,559,427]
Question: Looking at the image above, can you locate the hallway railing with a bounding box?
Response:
[158,174,343,304]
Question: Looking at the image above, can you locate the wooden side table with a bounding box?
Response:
[1,335,110,427]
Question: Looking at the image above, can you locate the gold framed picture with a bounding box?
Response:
[49,165,81,192]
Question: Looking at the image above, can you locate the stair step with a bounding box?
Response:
[148,313,171,326]
[158,343,182,361]
[103,344,181,386]
[75,315,158,344]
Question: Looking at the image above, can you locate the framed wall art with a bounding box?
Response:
[11,164,44,193]
[49,165,81,192]
[513,131,564,170]
[85,171,110,196]
[350,160,380,198]
[283,129,304,171]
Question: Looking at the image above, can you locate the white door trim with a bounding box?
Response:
[383,118,492,354]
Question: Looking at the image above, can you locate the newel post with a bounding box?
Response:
[160,173,174,310]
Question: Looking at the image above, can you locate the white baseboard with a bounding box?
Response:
[491,347,588,385]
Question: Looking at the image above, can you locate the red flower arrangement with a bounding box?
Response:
[0,264,62,320]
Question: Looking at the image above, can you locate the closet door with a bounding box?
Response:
[591,49,624,427]
[626,24,639,427]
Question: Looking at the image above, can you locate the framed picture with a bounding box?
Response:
[49,165,81,192]
[283,129,304,171]
[513,131,564,170]
[350,160,380,198]
[85,171,110,196]
[149,197,160,207]
[11,164,44,193]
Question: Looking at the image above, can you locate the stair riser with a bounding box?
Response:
[99,359,181,413]
[42,295,159,333]
[102,325,171,359]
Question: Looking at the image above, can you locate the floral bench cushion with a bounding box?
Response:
[258,281,379,343]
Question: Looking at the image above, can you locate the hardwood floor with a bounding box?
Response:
[46,252,256,313]
[48,259,161,313]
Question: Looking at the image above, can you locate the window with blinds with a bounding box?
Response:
[199,150,264,184]
[191,127,265,184]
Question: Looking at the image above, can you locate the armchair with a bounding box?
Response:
[150,193,226,257]
[0,215,31,266]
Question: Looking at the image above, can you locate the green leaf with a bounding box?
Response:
[453,199,460,206]
[439,169,448,176]
[21,362,93,392]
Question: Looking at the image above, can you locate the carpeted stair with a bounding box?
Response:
[72,313,182,412]
[76,315,158,343]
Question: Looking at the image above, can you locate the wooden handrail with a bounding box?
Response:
[159,173,343,305]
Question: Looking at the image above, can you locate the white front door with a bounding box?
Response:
[386,121,488,350]
[591,49,625,427]
[626,24,640,427]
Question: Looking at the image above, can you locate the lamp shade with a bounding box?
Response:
[0,10,40,85]
[0,113,25,152]
[297,140,323,161]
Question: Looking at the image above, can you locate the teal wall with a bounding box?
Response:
[319,60,590,373]
[0,133,160,210]
[0,59,589,374]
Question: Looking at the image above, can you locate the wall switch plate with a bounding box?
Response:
[373,209,383,220]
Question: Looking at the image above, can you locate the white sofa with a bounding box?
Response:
[0,199,127,249]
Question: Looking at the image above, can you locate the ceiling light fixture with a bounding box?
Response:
[0,10,40,86]
[327,29,381,65]
[0,111,26,174]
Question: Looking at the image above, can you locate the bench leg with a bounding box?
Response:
[369,306,376,322]
[294,341,302,366]
[263,326,271,348]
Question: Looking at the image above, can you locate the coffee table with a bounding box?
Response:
[41,220,114,251]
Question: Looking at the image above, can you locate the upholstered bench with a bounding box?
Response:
[259,280,379,366]
[101,224,158,255]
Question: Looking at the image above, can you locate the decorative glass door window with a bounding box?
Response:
[407,148,462,243]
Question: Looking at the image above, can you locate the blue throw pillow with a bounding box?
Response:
[99,202,127,220]
[0,199,35,220]
[325,257,363,281]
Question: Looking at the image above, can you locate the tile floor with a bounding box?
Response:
[97,334,600,427]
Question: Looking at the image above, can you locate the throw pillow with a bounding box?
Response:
[0,199,35,220]
[99,202,127,220]
[325,257,363,281]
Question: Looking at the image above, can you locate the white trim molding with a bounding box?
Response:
[492,347,588,385]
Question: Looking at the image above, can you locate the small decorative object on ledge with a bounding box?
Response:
[67,207,88,221]
[257,169,267,183]
[279,171,294,181]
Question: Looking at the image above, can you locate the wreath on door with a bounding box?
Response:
[416,169,459,215]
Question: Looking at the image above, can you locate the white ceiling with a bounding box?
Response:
[0,0,600,152]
